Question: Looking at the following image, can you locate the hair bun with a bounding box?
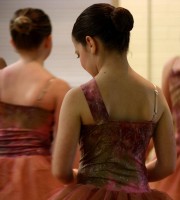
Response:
[111,7,134,33]
[13,16,32,34]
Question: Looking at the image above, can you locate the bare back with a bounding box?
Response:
[80,68,163,125]
[0,61,70,111]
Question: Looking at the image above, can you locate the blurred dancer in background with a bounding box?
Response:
[150,56,180,200]
[0,8,71,200]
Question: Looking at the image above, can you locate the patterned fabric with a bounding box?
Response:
[150,69,180,200]
[50,78,172,200]
[0,102,53,156]
[0,102,62,200]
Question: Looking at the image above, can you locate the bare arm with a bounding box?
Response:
[50,79,70,152]
[53,79,71,134]
[52,87,82,184]
[146,91,176,182]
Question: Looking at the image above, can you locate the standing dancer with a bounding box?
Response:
[50,3,176,200]
[0,8,71,200]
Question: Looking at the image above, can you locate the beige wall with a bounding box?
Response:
[0,0,111,87]
[1,1,180,87]
[119,0,180,87]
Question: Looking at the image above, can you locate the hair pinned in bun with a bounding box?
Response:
[13,16,32,35]
[10,8,52,50]
[72,3,134,54]
[110,7,134,33]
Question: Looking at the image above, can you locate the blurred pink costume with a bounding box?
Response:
[150,68,180,200]
[0,78,63,200]
[50,79,172,200]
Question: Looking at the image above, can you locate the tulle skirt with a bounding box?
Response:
[150,155,180,200]
[0,155,63,200]
[49,184,173,200]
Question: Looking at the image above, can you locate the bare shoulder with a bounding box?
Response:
[63,86,84,104]
[154,85,171,120]
[47,78,70,105]
[147,81,167,118]
[136,74,168,121]
[52,77,71,91]
[163,56,179,73]
[60,86,85,115]
[165,56,179,65]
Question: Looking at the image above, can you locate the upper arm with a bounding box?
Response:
[53,80,71,134]
[153,92,176,170]
[52,87,82,181]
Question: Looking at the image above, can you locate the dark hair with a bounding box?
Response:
[72,3,134,53]
[10,8,52,50]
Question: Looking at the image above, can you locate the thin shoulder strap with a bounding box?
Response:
[152,84,158,121]
[36,77,56,102]
[81,79,109,124]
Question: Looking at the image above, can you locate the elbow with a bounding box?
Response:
[159,161,176,178]
[52,169,73,184]
[163,166,175,177]
[164,155,177,176]
[165,162,176,176]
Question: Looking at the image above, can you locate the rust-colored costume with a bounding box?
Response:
[0,78,64,200]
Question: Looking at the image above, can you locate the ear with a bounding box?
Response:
[10,39,15,48]
[10,39,18,52]
[44,35,52,48]
[85,36,97,54]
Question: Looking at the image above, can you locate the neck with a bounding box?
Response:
[97,51,130,76]
[17,50,45,66]
[20,57,44,66]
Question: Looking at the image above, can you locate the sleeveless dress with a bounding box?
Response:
[49,78,172,200]
[150,68,180,200]
[0,78,63,200]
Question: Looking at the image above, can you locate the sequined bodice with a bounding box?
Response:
[77,79,156,193]
[0,101,54,156]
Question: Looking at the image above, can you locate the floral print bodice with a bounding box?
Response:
[77,79,156,193]
[0,102,54,156]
